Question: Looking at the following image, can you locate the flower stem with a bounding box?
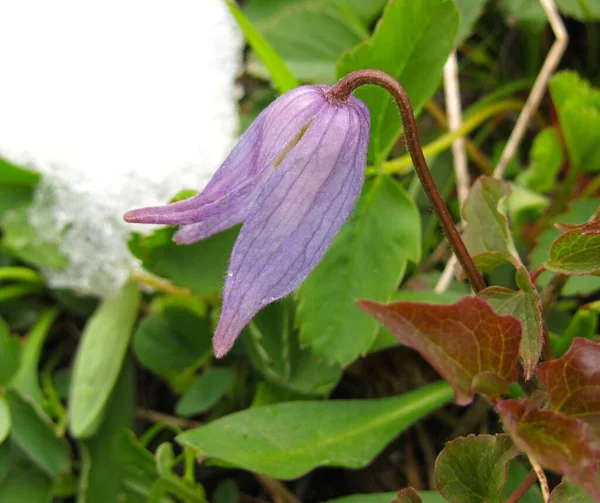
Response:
[328,69,486,293]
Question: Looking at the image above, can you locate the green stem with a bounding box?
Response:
[0,267,43,284]
[0,283,42,302]
[40,346,69,436]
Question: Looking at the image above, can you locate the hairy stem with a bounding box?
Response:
[328,69,486,293]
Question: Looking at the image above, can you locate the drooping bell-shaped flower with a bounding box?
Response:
[125,85,370,357]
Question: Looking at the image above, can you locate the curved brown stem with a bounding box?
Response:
[327,69,486,293]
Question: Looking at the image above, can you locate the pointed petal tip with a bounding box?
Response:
[213,345,228,359]
[212,335,234,359]
[212,318,242,359]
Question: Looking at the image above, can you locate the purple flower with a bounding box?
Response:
[124,85,370,357]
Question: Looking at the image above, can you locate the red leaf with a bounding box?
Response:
[496,397,600,500]
[356,297,522,405]
[537,338,600,453]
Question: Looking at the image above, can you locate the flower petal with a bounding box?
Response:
[214,99,370,356]
[124,86,327,225]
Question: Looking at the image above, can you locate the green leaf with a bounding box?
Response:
[358,297,522,405]
[550,477,598,502]
[129,226,237,296]
[134,306,212,376]
[555,0,600,20]
[176,367,236,417]
[497,397,600,500]
[0,318,20,386]
[69,281,141,438]
[337,0,458,163]
[2,206,69,270]
[114,429,158,482]
[178,380,453,480]
[112,430,168,501]
[243,299,343,396]
[153,443,207,502]
[251,381,307,408]
[0,186,34,221]
[499,0,600,22]
[0,396,10,445]
[78,357,135,503]
[498,0,548,23]
[113,431,199,503]
[553,307,598,358]
[51,289,99,318]
[517,128,564,193]
[545,219,600,276]
[479,267,543,380]
[244,0,372,83]
[463,176,521,272]
[297,177,420,365]
[324,492,446,503]
[454,0,488,44]
[0,158,40,187]
[0,441,9,485]
[11,309,58,405]
[213,479,239,503]
[225,0,298,92]
[550,72,600,173]
[5,390,71,477]
[507,184,550,227]
[530,199,600,296]
[0,448,52,503]
[435,434,518,503]
[244,0,387,26]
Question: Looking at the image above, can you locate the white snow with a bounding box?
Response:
[0,0,242,296]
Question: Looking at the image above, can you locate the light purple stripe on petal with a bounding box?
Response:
[124,86,327,226]
[174,212,242,244]
[213,102,369,356]
[172,164,276,243]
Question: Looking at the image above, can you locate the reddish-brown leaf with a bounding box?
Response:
[393,488,423,503]
[496,397,600,500]
[537,338,600,453]
[356,297,522,405]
